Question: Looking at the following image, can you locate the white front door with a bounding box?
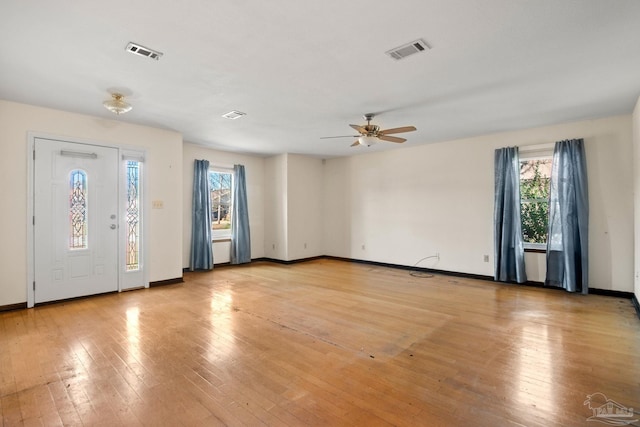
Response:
[34,138,119,303]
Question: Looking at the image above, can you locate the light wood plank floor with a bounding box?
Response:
[1,259,639,426]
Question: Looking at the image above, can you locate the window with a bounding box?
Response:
[69,169,88,249]
[519,156,552,250]
[125,161,141,271]
[209,169,233,239]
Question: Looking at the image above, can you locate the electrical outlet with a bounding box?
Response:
[304,243,307,249]
[483,255,489,262]
[272,243,275,250]
[152,200,164,209]
[361,244,365,250]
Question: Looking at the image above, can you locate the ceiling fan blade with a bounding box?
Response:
[350,141,360,147]
[378,135,406,143]
[320,135,360,139]
[379,126,417,135]
[349,124,367,133]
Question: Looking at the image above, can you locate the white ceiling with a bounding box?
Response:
[2,1,640,158]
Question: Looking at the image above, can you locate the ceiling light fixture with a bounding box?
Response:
[103,93,133,115]
[358,135,378,147]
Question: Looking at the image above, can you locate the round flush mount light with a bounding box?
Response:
[103,93,132,115]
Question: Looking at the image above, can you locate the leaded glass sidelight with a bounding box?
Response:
[126,161,140,271]
[69,169,88,249]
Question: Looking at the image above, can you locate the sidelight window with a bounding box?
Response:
[126,161,140,271]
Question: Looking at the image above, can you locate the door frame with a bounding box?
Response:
[27,132,148,308]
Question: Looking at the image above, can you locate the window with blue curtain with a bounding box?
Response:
[230,164,251,264]
[494,147,527,283]
[545,139,589,293]
[190,159,213,270]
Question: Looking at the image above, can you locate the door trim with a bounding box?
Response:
[27,132,148,307]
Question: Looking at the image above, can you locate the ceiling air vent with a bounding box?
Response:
[385,39,430,60]
[222,110,246,120]
[126,42,163,60]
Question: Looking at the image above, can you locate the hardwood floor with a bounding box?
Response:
[1,259,639,426]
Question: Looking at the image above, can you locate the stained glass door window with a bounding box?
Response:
[69,169,88,249]
[126,161,140,271]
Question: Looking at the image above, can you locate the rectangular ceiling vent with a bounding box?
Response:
[126,42,163,60]
[385,39,430,60]
[222,110,246,120]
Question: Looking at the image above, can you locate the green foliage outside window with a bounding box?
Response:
[520,160,551,244]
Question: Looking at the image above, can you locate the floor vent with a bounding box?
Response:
[386,39,430,60]
[126,42,163,60]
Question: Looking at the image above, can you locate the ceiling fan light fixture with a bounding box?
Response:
[323,113,416,147]
[358,135,378,147]
[103,93,132,115]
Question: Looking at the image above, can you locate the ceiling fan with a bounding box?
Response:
[321,114,417,147]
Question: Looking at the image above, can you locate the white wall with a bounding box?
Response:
[262,154,324,261]
[524,252,547,283]
[633,96,640,300]
[264,154,288,260]
[286,154,324,260]
[0,100,183,306]
[322,157,351,256]
[264,154,324,261]
[323,115,634,292]
[1,99,634,306]
[182,142,265,266]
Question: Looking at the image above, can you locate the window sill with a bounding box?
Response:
[524,247,546,254]
[212,237,231,243]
